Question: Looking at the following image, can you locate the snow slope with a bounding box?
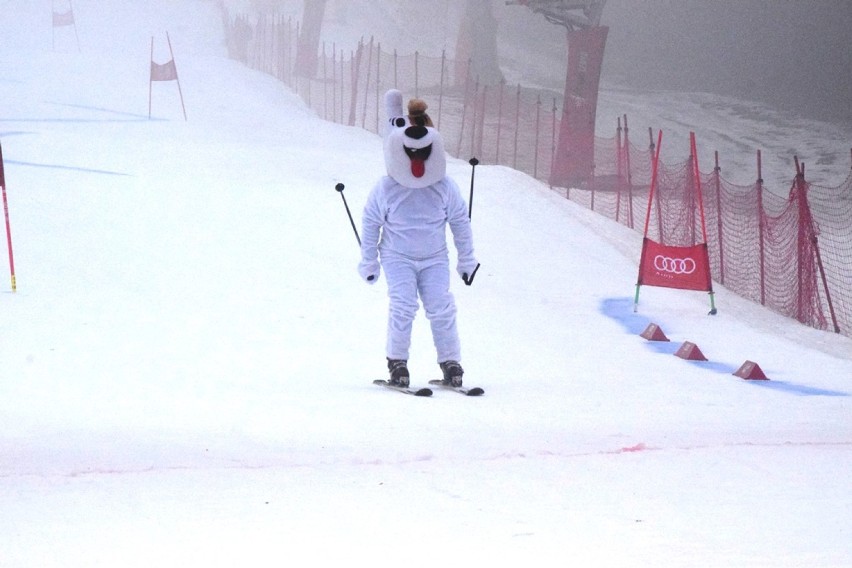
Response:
[1,1,850,566]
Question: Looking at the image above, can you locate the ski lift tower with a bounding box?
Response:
[508,1,608,188]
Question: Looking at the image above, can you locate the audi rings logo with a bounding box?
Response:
[654,255,696,275]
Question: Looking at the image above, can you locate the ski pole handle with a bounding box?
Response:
[462,263,480,286]
[336,183,361,247]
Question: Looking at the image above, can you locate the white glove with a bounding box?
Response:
[358,259,380,284]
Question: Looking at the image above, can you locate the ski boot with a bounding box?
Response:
[439,360,464,387]
[387,358,410,388]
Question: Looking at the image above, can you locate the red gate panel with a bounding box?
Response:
[638,238,713,292]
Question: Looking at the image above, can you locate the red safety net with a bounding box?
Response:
[222,11,852,338]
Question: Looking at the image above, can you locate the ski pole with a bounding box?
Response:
[467,157,479,220]
[335,182,361,246]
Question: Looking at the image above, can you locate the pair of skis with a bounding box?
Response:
[373,379,484,397]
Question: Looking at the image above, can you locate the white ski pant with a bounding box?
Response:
[382,252,460,363]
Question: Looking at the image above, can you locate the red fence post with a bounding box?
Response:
[331,44,337,123]
[321,42,328,121]
[512,84,520,170]
[757,150,766,305]
[495,79,505,164]
[414,50,419,97]
[360,37,374,129]
[551,97,558,188]
[337,49,346,124]
[792,157,838,331]
[794,157,808,323]
[714,150,724,284]
[437,50,446,129]
[469,78,481,159]
[347,42,362,126]
[533,94,541,179]
[687,145,697,243]
[455,64,471,157]
[624,115,634,229]
[391,49,397,88]
[615,117,623,223]
[375,43,381,134]
[476,83,486,160]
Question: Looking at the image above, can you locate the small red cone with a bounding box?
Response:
[733,360,769,380]
[674,341,707,361]
[640,323,669,342]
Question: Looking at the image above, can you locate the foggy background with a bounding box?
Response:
[599,0,851,125]
[288,0,852,126]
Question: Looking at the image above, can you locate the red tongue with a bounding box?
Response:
[411,158,425,178]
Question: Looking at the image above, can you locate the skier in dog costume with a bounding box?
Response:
[359,89,479,387]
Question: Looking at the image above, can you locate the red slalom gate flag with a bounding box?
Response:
[52,10,75,27]
[149,33,187,120]
[150,59,178,82]
[637,238,713,292]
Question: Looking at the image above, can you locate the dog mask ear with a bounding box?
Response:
[384,89,408,136]
[382,90,446,188]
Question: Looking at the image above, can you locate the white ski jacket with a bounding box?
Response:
[359,175,477,282]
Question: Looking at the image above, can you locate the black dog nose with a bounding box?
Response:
[404,125,428,140]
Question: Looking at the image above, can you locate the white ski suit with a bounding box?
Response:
[358,175,477,362]
[358,89,477,364]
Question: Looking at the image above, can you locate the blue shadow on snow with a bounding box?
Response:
[745,380,848,397]
[600,297,684,355]
[598,297,850,397]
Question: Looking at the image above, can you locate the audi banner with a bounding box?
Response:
[637,238,713,292]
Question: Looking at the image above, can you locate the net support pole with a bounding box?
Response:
[757,150,766,305]
[795,157,840,333]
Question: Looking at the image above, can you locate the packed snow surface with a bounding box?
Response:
[1,1,850,566]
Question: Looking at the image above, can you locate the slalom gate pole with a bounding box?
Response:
[0,142,16,292]
[166,31,188,121]
[467,157,479,220]
[335,183,361,246]
[148,36,154,119]
[634,130,663,312]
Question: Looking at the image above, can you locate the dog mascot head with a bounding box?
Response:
[383,89,447,188]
